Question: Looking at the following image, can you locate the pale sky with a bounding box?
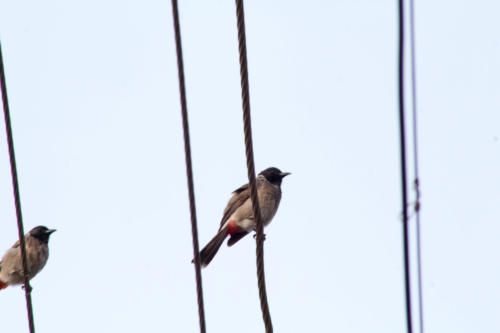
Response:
[0,0,499,332]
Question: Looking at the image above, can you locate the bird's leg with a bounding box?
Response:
[21,268,33,293]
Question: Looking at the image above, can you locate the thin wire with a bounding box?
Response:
[397,1,414,332]
[234,0,273,332]
[0,42,36,333]
[170,2,206,332]
[409,0,425,331]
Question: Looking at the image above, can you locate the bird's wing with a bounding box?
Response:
[0,240,20,273]
[1,246,22,275]
[232,183,249,195]
[219,183,250,229]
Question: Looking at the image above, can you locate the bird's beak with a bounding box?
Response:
[280,172,291,178]
[46,229,57,234]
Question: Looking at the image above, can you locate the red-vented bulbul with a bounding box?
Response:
[196,167,290,267]
[0,226,56,290]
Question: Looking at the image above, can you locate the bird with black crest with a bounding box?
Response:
[0,226,56,290]
[195,167,290,267]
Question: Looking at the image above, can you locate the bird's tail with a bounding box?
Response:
[196,228,228,267]
[0,279,8,290]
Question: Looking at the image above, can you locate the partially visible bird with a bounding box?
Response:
[196,167,290,267]
[0,226,56,290]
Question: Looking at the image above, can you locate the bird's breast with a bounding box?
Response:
[26,238,49,279]
[258,185,282,225]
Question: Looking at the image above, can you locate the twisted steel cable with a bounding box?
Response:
[170,2,207,332]
[234,0,273,332]
[0,41,36,333]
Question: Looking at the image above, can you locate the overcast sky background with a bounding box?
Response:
[0,0,499,332]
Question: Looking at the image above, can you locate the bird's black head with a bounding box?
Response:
[29,226,56,244]
[259,167,291,186]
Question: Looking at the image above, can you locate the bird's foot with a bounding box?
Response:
[22,284,33,293]
[253,233,266,241]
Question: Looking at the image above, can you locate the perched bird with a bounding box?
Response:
[197,167,290,267]
[0,226,56,290]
